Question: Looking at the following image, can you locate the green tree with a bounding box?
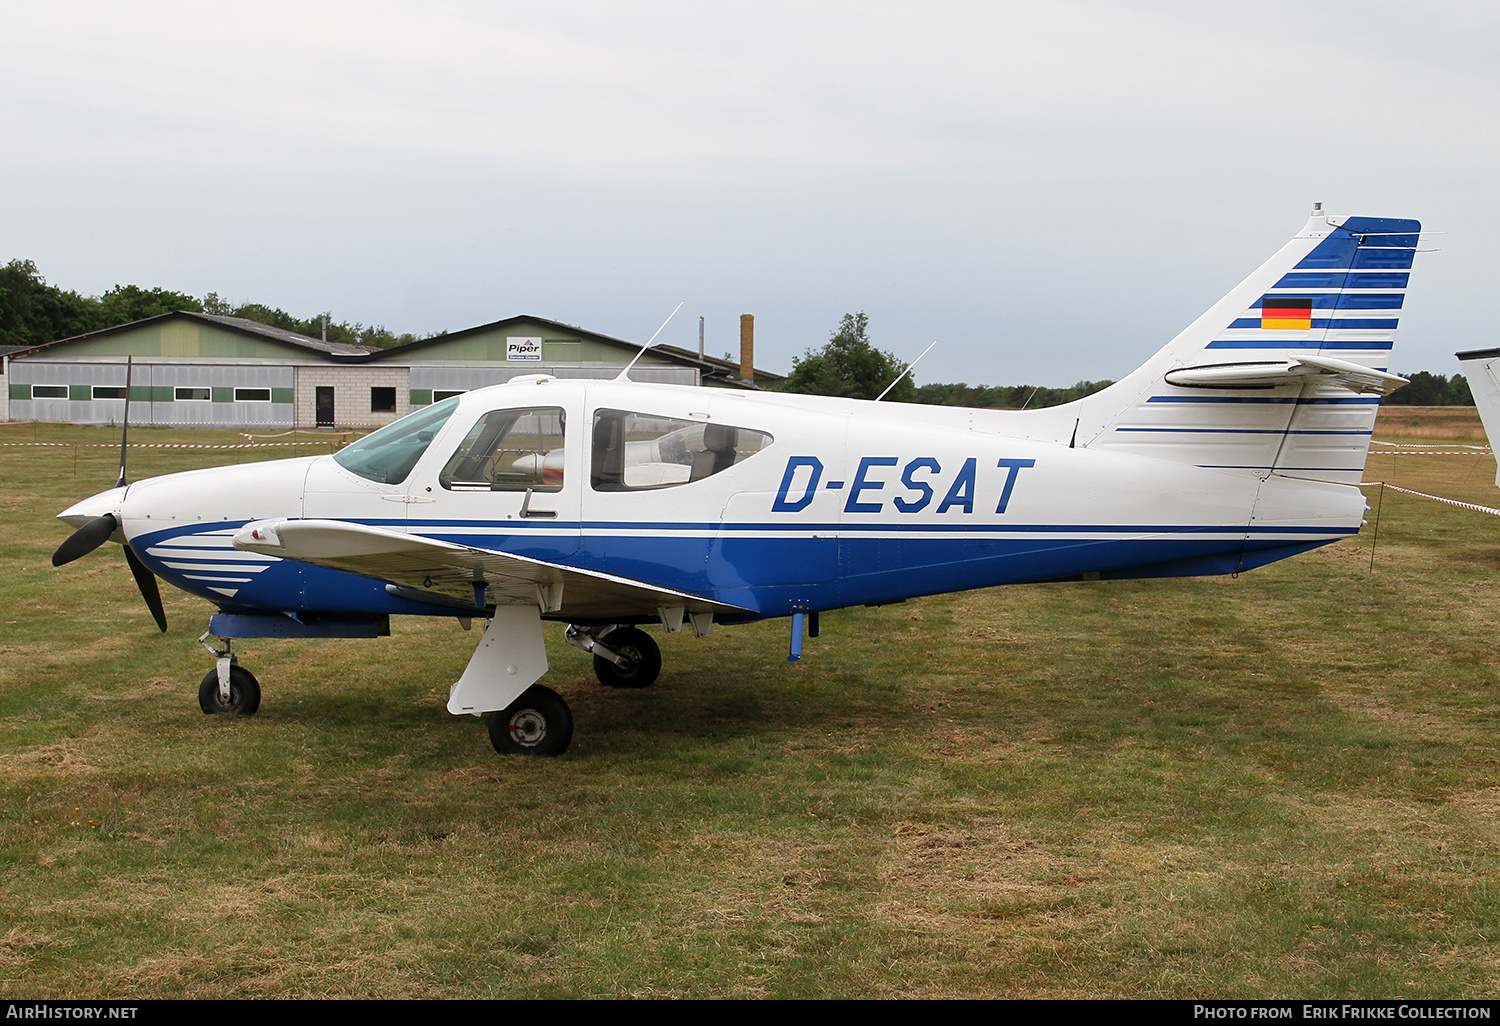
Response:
[1385,372,1475,406]
[0,259,106,346]
[228,302,303,332]
[97,284,203,324]
[1,258,448,349]
[914,379,1114,409]
[1448,373,1474,405]
[782,312,916,402]
[222,303,421,349]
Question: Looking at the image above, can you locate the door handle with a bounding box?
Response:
[519,488,557,519]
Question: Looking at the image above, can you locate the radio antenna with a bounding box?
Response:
[616,301,685,381]
[875,339,937,401]
[115,355,133,488]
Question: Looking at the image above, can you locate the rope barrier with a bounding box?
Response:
[239,429,357,439]
[1363,482,1500,517]
[0,440,335,450]
[1371,439,1491,452]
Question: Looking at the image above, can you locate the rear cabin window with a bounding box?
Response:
[590,410,772,491]
[440,407,566,492]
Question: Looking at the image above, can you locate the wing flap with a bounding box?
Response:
[233,518,750,618]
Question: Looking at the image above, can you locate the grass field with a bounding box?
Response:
[3,411,1500,998]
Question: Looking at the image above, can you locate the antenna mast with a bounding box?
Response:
[875,340,937,401]
[115,355,133,488]
[616,302,685,381]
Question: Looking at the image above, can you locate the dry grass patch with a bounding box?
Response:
[1374,406,1493,444]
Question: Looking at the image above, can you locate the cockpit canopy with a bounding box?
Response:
[330,390,774,493]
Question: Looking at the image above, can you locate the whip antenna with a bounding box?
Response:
[115,355,133,488]
[617,301,686,381]
[875,339,937,401]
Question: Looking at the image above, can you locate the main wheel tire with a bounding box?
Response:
[197,666,261,716]
[488,684,573,756]
[592,626,662,689]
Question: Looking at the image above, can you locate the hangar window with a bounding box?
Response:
[175,387,211,402]
[440,407,566,492]
[433,389,466,402]
[371,387,397,412]
[590,410,772,491]
[31,385,68,399]
[234,388,271,402]
[92,386,127,400]
[333,395,460,485]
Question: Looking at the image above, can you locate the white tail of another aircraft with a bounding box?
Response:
[1028,209,1422,486]
[1456,347,1500,489]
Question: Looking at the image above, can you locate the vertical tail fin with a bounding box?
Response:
[1456,347,1500,489]
[1077,211,1421,484]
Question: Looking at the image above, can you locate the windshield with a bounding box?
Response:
[333,397,460,484]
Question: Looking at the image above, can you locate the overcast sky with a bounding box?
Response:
[3,1,1495,385]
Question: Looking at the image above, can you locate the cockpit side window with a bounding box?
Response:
[332,396,460,485]
[590,410,772,491]
[440,407,566,492]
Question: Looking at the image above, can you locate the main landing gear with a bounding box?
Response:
[472,622,664,757]
[487,684,573,756]
[565,624,662,689]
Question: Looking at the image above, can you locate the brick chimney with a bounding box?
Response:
[740,314,754,382]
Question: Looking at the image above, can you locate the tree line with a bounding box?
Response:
[783,310,1473,408]
[0,259,427,351]
[1382,371,1472,406]
[0,265,1475,408]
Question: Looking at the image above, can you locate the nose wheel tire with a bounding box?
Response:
[197,666,261,716]
[488,684,573,756]
[592,627,662,689]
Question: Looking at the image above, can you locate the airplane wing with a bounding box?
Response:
[232,518,750,619]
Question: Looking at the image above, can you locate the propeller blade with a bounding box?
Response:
[122,544,168,633]
[51,513,119,567]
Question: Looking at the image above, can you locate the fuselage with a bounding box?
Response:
[62,375,1367,623]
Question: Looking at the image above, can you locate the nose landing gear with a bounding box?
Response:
[197,632,261,716]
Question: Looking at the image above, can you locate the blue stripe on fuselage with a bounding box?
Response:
[132,519,1356,622]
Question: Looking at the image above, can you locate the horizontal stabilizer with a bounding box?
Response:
[1164,356,1409,396]
[233,518,749,619]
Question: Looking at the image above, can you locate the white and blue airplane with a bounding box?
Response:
[52,208,1422,756]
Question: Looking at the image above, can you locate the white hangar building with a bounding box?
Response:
[2,312,783,428]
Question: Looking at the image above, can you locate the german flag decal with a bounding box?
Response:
[1261,297,1312,330]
